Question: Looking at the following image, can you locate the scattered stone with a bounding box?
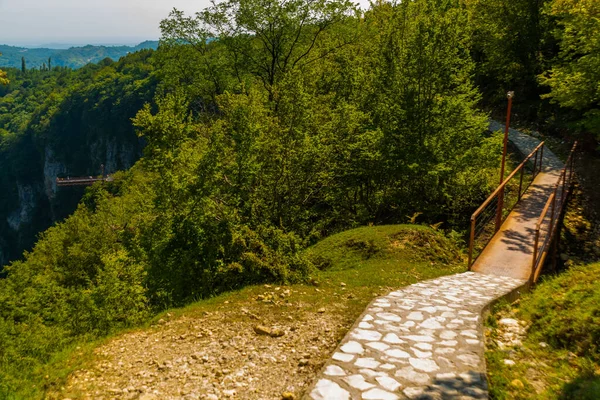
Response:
[253,325,272,336]
[281,391,295,400]
[499,318,519,327]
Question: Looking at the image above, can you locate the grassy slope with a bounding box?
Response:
[35,224,464,399]
[486,262,600,399]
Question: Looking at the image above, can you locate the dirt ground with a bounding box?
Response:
[56,286,359,400]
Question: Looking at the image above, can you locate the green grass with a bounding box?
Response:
[30,224,464,399]
[486,262,600,399]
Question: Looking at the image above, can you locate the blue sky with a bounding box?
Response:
[0,0,370,47]
[0,0,207,46]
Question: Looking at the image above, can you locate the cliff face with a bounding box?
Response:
[0,50,157,269]
[0,136,143,268]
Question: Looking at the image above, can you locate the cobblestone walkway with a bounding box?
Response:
[305,122,558,399]
[306,273,526,399]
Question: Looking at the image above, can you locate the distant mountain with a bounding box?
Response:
[0,40,159,70]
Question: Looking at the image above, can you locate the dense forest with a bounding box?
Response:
[0,0,598,396]
[0,41,159,70]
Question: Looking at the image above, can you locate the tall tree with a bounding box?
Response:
[160,0,357,102]
[539,0,600,139]
[467,0,555,112]
[21,57,27,73]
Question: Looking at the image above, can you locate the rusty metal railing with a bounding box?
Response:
[531,142,578,283]
[467,141,545,269]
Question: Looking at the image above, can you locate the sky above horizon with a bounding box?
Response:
[0,0,369,47]
[0,0,208,46]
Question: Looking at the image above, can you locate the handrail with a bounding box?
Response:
[531,141,578,283]
[467,141,545,268]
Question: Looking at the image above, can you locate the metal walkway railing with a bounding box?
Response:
[467,141,545,269]
[532,142,578,282]
[467,141,578,283]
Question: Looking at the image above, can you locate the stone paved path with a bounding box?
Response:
[305,122,563,399]
[306,273,526,399]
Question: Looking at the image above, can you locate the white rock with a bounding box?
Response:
[366,342,390,351]
[402,335,435,342]
[460,330,478,339]
[419,318,443,330]
[324,365,347,376]
[333,352,355,362]
[363,388,399,400]
[499,318,519,326]
[395,367,431,384]
[355,358,381,369]
[407,312,424,321]
[377,312,402,322]
[412,349,433,359]
[385,349,410,358]
[401,321,416,328]
[383,333,404,344]
[341,341,365,354]
[414,343,432,351]
[439,340,458,347]
[352,329,383,341]
[310,379,350,400]
[409,358,439,372]
[403,387,425,399]
[360,368,388,378]
[376,376,402,392]
[440,330,457,340]
[379,363,395,370]
[363,314,374,322]
[434,347,455,355]
[503,359,516,366]
[345,374,375,391]
[457,353,480,367]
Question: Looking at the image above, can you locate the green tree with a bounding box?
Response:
[160,0,356,102]
[539,0,600,138]
[21,57,26,73]
[467,0,555,112]
[0,53,8,85]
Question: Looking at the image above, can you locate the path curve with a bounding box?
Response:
[305,122,563,399]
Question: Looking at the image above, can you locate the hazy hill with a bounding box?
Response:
[0,41,159,70]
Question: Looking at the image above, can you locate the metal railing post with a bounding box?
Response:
[532,226,541,281]
[468,217,476,270]
[518,167,525,200]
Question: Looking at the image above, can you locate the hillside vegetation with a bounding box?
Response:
[0,0,598,397]
[0,50,156,266]
[486,262,600,399]
[0,41,159,70]
[53,225,462,399]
